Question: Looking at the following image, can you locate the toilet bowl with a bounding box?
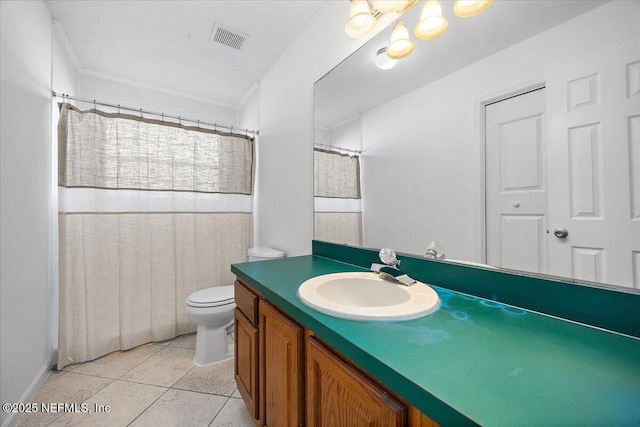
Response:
[185,247,284,366]
[185,285,235,366]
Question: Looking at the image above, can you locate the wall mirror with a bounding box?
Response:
[314,0,640,291]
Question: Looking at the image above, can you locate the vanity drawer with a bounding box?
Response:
[235,279,259,325]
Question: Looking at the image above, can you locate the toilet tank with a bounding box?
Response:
[248,247,284,262]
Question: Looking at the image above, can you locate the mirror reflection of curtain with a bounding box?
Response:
[314,148,362,246]
[57,103,253,369]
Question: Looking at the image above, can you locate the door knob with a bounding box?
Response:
[553,228,569,239]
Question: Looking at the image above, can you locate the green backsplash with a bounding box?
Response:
[312,240,640,338]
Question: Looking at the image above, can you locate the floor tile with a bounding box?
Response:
[129,389,227,427]
[119,347,194,387]
[71,344,162,379]
[155,338,174,347]
[16,373,112,427]
[43,369,68,384]
[16,337,244,427]
[208,398,254,427]
[48,380,166,427]
[168,333,196,349]
[173,358,235,396]
[62,362,79,372]
[231,388,241,399]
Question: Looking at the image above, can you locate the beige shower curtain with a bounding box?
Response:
[57,104,253,369]
[313,148,362,246]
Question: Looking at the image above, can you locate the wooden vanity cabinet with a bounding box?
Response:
[409,408,441,427]
[235,280,305,427]
[306,335,406,426]
[234,280,260,423]
[234,278,439,427]
[235,309,259,421]
[259,300,304,427]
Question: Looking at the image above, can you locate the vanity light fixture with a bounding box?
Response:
[345,0,492,62]
[453,0,493,18]
[414,0,448,40]
[386,21,415,59]
[345,0,377,38]
[372,0,412,14]
[375,47,398,69]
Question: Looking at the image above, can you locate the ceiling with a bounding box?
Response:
[45,0,326,108]
[315,0,608,129]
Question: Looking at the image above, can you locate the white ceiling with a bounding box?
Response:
[315,0,608,129]
[45,0,326,107]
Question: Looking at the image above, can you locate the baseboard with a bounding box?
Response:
[1,361,51,427]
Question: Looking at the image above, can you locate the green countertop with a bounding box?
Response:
[231,255,640,427]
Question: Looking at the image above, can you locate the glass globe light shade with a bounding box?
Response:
[386,21,415,60]
[453,0,493,18]
[372,0,411,14]
[345,0,376,38]
[414,0,448,40]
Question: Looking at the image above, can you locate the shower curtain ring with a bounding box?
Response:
[117,104,121,114]
[93,99,96,110]
[139,109,143,118]
[178,116,181,125]
[197,120,200,128]
[161,113,164,122]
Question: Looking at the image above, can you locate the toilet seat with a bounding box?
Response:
[187,285,234,308]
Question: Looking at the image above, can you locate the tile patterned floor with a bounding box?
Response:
[16,334,254,427]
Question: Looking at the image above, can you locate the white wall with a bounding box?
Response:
[1,2,56,425]
[315,117,362,152]
[52,26,78,96]
[257,1,394,256]
[360,1,640,261]
[314,126,329,146]
[78,73,237,126]
[329,117,362,152]
[237,82,260,133]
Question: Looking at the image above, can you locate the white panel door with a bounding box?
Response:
[486,88,547,274]
[547,43,640,288]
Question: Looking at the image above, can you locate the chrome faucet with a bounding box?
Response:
[425,242,445,260]
[371,248,416,286]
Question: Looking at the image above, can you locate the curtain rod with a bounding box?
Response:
[314,143,361,154]
[52,90,259,137]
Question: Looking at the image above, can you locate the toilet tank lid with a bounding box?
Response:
[248,247,284,259]
[188,285,234,304]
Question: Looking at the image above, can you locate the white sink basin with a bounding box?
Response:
[297,272,440,321]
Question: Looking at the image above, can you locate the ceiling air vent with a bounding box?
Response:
[210,23,248,51]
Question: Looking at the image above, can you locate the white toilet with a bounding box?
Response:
[185,246,284,366]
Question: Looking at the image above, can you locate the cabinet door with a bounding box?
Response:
[235,280,259,325]
[306,336,406,427]
[235,308,259,422]
[409,406,441,427]
[259,300,304,427]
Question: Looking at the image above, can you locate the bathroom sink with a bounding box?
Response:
[297,272,440,321]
